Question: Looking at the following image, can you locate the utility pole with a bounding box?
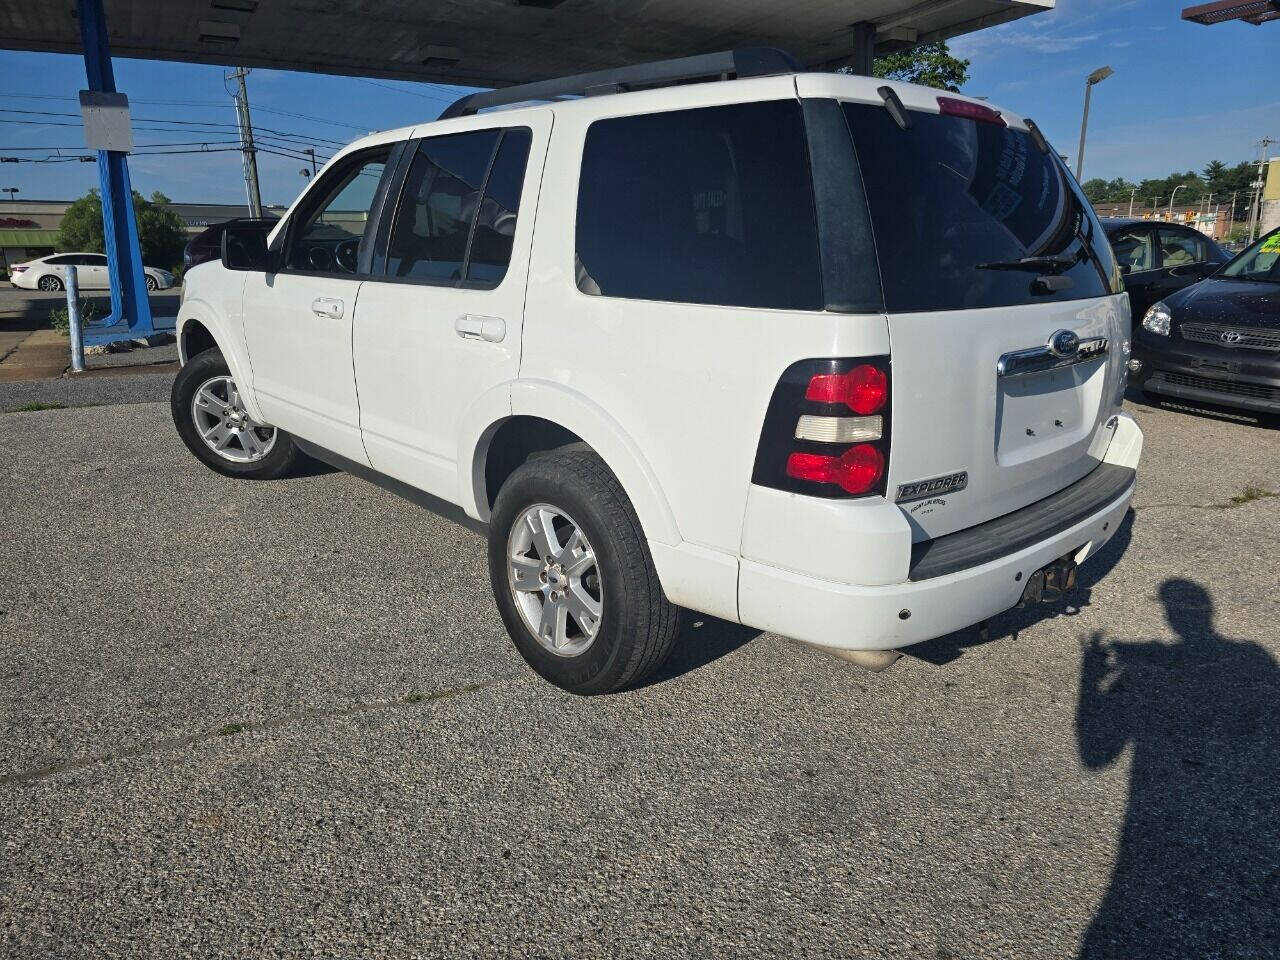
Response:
[1128,186,1136,218]
[229,67,262,218]
[305,147,317,177]
[1246,137,1276,243]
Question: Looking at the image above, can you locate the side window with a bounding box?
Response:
[1111,228,1155,273]
[385,130,497,283]
[287,150,389,274]
[1157,228,1206,267]
[575,101,823,310]
[85,254,108,266]
[466,129,532,285]
[46,254,75,265]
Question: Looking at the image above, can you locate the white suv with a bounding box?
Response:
[171,51,1143,694]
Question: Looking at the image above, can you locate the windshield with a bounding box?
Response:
[1220,230,1280,281]
[843,102,1118,313]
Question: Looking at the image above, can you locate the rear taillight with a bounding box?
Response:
[752,357,892,499]
[10,264,27,273]
[937,96,1006,126]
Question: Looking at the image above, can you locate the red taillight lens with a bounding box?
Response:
[804,364,888,415]
[11,264,27,272]
[786,444,885,495]
[937,96,1006,126]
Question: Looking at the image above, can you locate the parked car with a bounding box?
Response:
[1130,227,1280,416]
[169,50,1143,694]
[1103,218,1230,325]
[8,252,174,292]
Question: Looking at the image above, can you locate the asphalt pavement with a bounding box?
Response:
[1,391,1277,959]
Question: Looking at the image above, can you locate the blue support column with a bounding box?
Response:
[78,0,155,343]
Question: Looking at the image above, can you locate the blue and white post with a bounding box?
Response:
[76,0,154,345]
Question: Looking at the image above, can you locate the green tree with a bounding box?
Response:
[55,189,187,269]
[872,41,970,92]
[1202,159,1227,184]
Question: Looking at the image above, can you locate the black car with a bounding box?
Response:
[1103,217,1230,324]
[1130,227,1280,416]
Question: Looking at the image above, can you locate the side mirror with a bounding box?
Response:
[220,224,272,272]
[1120,264,1132,276]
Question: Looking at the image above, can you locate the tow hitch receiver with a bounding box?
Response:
[1018,553,1079,607]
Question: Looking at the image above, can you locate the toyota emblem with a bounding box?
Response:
[1219,330,1243,345]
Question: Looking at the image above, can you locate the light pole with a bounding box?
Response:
[1168,184,1186,218]
[1076,65,1114,181]
[1128,186,1137,218]
[1,186,17,202]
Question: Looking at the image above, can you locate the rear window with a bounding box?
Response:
[576,101,823,311]
[843,102,1116,313]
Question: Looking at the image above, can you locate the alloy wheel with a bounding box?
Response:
[507,503,604,657]
[189,375,277,463]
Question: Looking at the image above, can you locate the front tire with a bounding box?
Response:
[171,348,299,480]
[488,448,680,695]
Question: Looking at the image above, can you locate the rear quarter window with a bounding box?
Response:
[575,100,823,311]
[844,102,1115,313]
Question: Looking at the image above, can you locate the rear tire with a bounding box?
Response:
[145,275,158,291]
[171,348,299,480]
[38,274,63,292]
[488,448,680,695]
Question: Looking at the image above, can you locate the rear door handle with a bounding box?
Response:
[455,314,506,343]
[311,297,344,319]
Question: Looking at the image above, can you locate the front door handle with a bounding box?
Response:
[311,297,344,319]
[455,314,506,343]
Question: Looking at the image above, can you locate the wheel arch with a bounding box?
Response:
[460,380,680,548]
[176,302,264,422]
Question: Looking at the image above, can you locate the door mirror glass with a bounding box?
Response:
[221,224,272,272]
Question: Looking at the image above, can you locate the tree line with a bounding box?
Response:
[1082,160,1258,219]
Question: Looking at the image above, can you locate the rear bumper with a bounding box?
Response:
[1132,331,1280,414]
[737,413,1142,652]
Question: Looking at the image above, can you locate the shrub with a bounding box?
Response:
[49,299,103,335]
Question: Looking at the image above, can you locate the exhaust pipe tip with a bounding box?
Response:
[826,648,902,672]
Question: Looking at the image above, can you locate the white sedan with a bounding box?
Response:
[8,252,174,292]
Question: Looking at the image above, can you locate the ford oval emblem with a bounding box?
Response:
[1048,329,1081,358]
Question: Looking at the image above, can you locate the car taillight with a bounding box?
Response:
[752,357,891,499]
[10,264,27,273]
[937,96,1006,126]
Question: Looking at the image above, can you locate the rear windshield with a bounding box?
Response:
[844,102,1117,313]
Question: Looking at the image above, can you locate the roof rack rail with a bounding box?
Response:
[438,48,801,120]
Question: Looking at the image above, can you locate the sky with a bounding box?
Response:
[0,0,1276,205]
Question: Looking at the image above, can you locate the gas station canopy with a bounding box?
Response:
[0,0,1055,87]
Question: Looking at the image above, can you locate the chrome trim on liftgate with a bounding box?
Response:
[997,330,1109,379]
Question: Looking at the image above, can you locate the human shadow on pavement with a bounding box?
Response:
[1075,578,1280,959]
[907,507,1135,665]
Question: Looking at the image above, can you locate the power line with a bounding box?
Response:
[1,91,390,131]
[0,108,352,147]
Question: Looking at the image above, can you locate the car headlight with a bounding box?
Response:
[1142,301,1171,336]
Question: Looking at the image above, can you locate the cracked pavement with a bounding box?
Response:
[1,395,1278,959]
